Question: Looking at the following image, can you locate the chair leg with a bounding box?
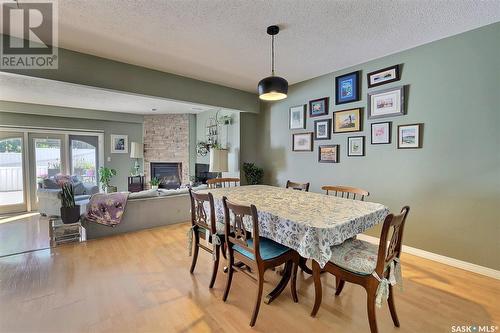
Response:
[335,278,345,296]
[290,259,299,303]
[222,250,234,302]
[209,245,220,289]
[388,284,400,327]
[250,269,265,327]
[299,257,313,274]
[189,231,200,274]
[366,288,379,333]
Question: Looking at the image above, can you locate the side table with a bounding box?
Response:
[49,217,86,247]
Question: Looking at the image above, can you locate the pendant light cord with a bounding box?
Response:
[271,34,275,76]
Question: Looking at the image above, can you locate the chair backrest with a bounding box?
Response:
[222,196,262,261]
[188,188,216,234]
[321,185,369,201]
[286,180,310,192]
[207,178,240,189]
[374,206,410,276]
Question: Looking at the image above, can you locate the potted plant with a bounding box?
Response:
[59,183,80,224]
[99,166,117,193]
[150,177,161,190]
[242,162,264,185]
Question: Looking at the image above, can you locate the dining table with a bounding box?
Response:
[197,185,389,304]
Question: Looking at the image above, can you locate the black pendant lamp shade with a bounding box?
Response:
[258,25,288,101]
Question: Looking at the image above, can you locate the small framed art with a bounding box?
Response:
[292,132,313,151]
[318,145,339,163]
[398,124,423,149]
[289,105,306,129]
[367,65,401,88]
[110,134,128,153]
[347,136,365,157]
[333,108,362,133]
[335,71,360,105]
[368,86,405,119]
[309,97,329,117]
[371,121,391,144]
[314,119,331,140]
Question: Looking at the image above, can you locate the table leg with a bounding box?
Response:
[310,260,323,317]
[299,257,313,275]
[264,261,292,304]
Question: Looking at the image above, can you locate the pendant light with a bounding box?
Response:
[258,25,288,101]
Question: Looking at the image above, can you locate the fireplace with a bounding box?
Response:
[150,162,182,189]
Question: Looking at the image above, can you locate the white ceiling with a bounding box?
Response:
[0,72,217,114]
[46,0,500,92]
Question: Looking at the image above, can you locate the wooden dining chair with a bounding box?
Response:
[286,180,310,192]
[222,196,300,327]
[322,185,369,201]
[311,206,410,333]
[207,177,240,188]
[188,189,225,288]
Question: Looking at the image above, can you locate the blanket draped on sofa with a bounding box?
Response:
[85,192,129,227]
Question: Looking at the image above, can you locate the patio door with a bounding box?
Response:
[29,133,67,211]
[0,132,27,214]
[69,135,99,186]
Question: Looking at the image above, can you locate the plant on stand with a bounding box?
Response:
[59,183,81,224]
[242,162,264,185]
[150,177,161,190]
[99,166,117,193]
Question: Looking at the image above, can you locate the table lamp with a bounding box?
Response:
[209,148,228,176]
[130,142,144,176]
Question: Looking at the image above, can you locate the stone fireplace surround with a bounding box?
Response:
[143,114,190,189]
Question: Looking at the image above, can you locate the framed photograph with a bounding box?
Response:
[368,86,405,119]
[314,119,331,140]
[309,97,329,117]
[335,71,360,105]
[318,145,339,163]
[367,65,401,88]
[292,132,313,151]
[333,108,362,133]
[110,134,128,153]
[347,136,365,157]
[289,105,306,130]
[371,121,392,144]
[398,123,423,149]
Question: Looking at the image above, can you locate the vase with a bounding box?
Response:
[151,185,159,190]
[60,205,81,224]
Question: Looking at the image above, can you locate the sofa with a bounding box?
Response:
[37,176,99,216]
[82,185,207,239]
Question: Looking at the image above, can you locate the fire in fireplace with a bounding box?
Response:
[150,162,182,189]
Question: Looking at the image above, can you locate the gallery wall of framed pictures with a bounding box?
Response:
[287,62,423,165]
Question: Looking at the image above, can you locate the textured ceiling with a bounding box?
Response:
[48,0,500,92]
[0,73,216,114]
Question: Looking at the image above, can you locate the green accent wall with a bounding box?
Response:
[257,23,500,270]
[0,107,143,192]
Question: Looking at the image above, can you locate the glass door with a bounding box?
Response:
[0,132,26,213]
[69,135,99,186]
[29,133,67,211]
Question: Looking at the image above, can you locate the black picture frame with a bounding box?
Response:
[347,136,365,157]
[335,71,361,105]
[292,132,313,152]
[318,145,339,163]
[367,65,401,88]
[397,123,423,149]
[370,121,392,145]
[309,97,329,117]
[332,108,363,133]
[314,119,331,140]
[289,105,307,130]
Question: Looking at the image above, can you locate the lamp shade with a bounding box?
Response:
[258,76,288,101]
[130,142,144,159]
[209,149,228,173]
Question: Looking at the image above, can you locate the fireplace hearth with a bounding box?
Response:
[150,162,182,189]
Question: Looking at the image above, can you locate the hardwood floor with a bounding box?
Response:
[0,212,49,257]
[0,221,498,333]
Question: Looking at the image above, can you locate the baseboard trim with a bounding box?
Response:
[356,234,500,280]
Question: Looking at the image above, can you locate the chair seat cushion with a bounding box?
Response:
[329,238,379,275]
[233,237,291,260]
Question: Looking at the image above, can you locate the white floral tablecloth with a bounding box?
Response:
[198,185,388,268]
